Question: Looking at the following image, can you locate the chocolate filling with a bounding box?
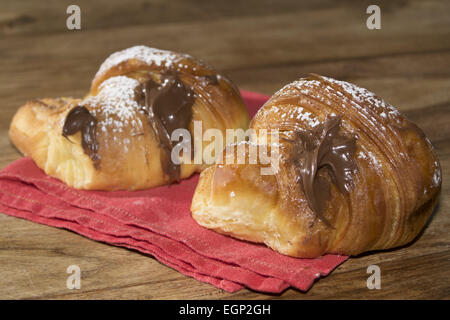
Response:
[62,105,100,168]
[289,115,357,227]
[135,71,196,183]
[61,70,203,181]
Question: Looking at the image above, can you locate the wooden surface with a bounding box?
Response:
[0,0,449,299]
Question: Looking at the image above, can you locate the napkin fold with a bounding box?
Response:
[0,90,348,293]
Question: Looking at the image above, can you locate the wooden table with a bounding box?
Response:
[0,0,449,299]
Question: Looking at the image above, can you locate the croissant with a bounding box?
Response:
[191,74,442,258]
[9,46,250,190]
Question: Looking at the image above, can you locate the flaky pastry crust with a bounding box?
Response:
[9,46,250,190]
[191,75,441,258]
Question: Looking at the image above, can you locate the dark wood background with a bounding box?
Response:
[0,0,449,299]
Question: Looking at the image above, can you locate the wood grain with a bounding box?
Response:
[0,0,449,299]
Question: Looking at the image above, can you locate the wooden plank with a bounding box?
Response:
[0,0,341,37]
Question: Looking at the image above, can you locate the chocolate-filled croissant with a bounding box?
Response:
[191,75,442,258]
[9,46,250,190]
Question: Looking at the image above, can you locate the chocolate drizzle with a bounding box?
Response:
[289,116,357,227]
[62,106,100,167]
[135,71,196,183]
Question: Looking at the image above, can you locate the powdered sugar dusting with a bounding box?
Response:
[84,76,144,145]
[431,160,442,189]
[269,105,320,128]
[95,45,185,79]
[321,76,401,118]
[274,79,322,100]
[274,76,401,123]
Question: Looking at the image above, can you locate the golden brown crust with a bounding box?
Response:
[9,46,250,190]
[191,74,441,258]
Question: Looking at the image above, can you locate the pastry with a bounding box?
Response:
[9,46,250,190]
[191,74,442,258]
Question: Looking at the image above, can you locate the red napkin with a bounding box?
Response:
[0,90,348,293]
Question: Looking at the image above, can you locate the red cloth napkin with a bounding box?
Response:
[0,90,348,293]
